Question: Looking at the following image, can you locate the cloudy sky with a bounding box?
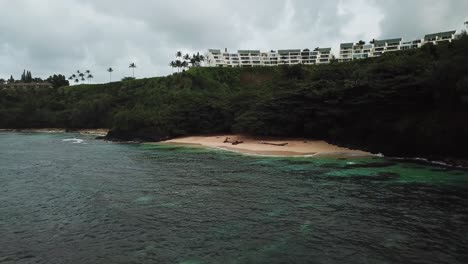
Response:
[0,0,467,83]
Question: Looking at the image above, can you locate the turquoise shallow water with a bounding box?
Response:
[1,132,468,264]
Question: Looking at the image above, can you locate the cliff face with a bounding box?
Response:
[1,36,468,160]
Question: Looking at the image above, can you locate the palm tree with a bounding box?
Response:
[78,72,85,83]
[176,51,183,60]
[175,60,182,73]
[182,61,189,71]
[68,74,77,84]
[189,56,196,68]
[87,74,94,84]
[194,52,205,67]
[107,67,113,82]
[129,63,137,78]
[169,61,176,74]
[183,54,192,70]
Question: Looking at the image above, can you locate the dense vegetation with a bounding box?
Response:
[1,36,468,160]
[0,70,69,88]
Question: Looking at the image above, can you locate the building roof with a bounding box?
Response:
[424,30,456,40]
[374,38,402,45]
[317,48,331,53]
[278,49,301,54]
[208,49,221,53]
[340,43,353,49]
[238,50,260,54]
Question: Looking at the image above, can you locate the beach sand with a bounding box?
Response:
[161,135,371,157]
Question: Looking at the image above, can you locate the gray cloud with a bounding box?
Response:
[0,0,466,83]
[375,0,468,40]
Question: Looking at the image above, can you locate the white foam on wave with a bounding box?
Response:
[62,138,84,144]
[392,156,467,169]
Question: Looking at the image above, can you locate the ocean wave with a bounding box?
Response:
[392,156,468,169]
[62,138,84,144]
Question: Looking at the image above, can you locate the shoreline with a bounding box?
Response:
[159,135,372,157]
[1,129,467,167]
[0,128,109,137]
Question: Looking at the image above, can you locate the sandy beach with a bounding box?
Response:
[161,135,371,157]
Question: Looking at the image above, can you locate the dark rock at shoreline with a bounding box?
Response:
[103,129,170,143]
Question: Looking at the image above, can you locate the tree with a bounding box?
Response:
[107,67,114,82]
[26,71,32,82]
[21,70,26,82]
[78,72,86,83]
[8,75,14,84]
[68,74,76,82]
[47,74,70,88]
[189,56,196,68]
[87,74,94,84]
[169,61,176,73]
[0,79,5,85]
[175,60,182,73]
[175,51,183,72]
[183,54,190,60]
[194,52,205,67]
[129,63,137,78]
[182,61,189,71]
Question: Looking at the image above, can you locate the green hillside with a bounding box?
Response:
[1,35,468,159]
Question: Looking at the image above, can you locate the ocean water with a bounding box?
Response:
[1,132,468,264]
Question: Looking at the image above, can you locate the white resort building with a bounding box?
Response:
[205,47,333,67]
[338,30,457,62]
[205,28,460,67]
[422,31,457,45]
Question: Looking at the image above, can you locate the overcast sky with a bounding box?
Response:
[0,0,467,83]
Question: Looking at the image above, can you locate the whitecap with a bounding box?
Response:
[62,138,84,144]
